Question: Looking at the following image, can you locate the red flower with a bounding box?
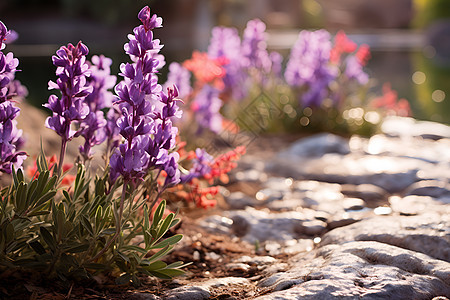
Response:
[356,44,371,66]
[371,83,411,117]
[183,51,228,89]
[330,30,357,64]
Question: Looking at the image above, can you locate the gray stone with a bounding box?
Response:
[381,116,450,140]
[405,180,450,198]
[389,195,450,216]
[321,213,450,262]
[236,255,277,265]
[164,286,210,300]
[255,188,285,202]
[267,153,424,193]
[263,177,294,192]
[225,192,260,209]
[278,133,350,158]
[340,184,388,205]
[225,262,251,272]
[255,241,450,299]
[227,208,307,243]
[294,220,327,236]
[342,197,366,211]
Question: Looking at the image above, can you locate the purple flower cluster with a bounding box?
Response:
[79,55,117,160]
[285,30,337,107]
[44,41,92,142]
[208,27,247,100]
[0,21,26,174]
[164,62,191,99]
[344,56,368,85]
[192,85,222,134]
[241,19,272,73]
[109,6,181,187]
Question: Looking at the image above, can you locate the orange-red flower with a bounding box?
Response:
[356,44,371,66]
[371,83,411,117]
[183,51,228,89]
[330,30,357,64]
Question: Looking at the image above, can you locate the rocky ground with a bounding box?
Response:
[161,116,450,300]
[8,104,450,299]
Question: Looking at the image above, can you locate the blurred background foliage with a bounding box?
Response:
[1,0,450,124]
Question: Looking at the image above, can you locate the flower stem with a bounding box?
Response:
[57,138,67,178]
[89,180,127,262]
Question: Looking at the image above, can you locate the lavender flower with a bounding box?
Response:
[0,101,26,174]
[0,21,26,174]
[164,62,191,99]
[192,85,222,134]
[110,6,181,187]
[241,19,271,73]
[44,42,92,141]
[344,56,369,85]
[208,26,246,100]
[86,55,117,111]
[44,41,92,175]
[285,30,337,107]
[78,55,117,160]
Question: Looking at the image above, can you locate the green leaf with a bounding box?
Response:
[26,178,38,205]
[34,170,50,199]
[147,270,172,280]
[158,268,185,277]
[42,176,57,195]
[143,260,166,271]
[37,141,48,173]
[166,261,189,269]
[151,200,166,230]
[143,205,149,230]
[5,223,14,244]
[40,226,56,252]
[15,182,28,213]
[155,213,174,240]
[33,191,56,209]
[62,190,71,203]
[117,250,130,263]
[84,263,107,270]
[27,210,50,217]
[150,234,183,250]
[65,243,89,253]
[99,228,116,236]
[121,245,147,254]
[146,245,171,264]
[80,215,94,236]
[11,165,19,189]
[115,273,132,285]
[29,240,46,255]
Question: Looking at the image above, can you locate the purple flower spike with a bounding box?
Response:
[192,85,222,134]
[285,30,337,107]
[44,41,92,142]
[0,20,26,174]
[208,26,247,100]
[110,7,181,187]
[241,19,271,73]
[344,56,369,85]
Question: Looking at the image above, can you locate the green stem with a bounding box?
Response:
[57,138,67,178]
[89,180,127,262]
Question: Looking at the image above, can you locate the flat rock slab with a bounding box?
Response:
[256,241,450,299]
[320,213,450,262]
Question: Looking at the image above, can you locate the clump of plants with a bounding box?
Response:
[164,22,412,138]
[0,6,241,288]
